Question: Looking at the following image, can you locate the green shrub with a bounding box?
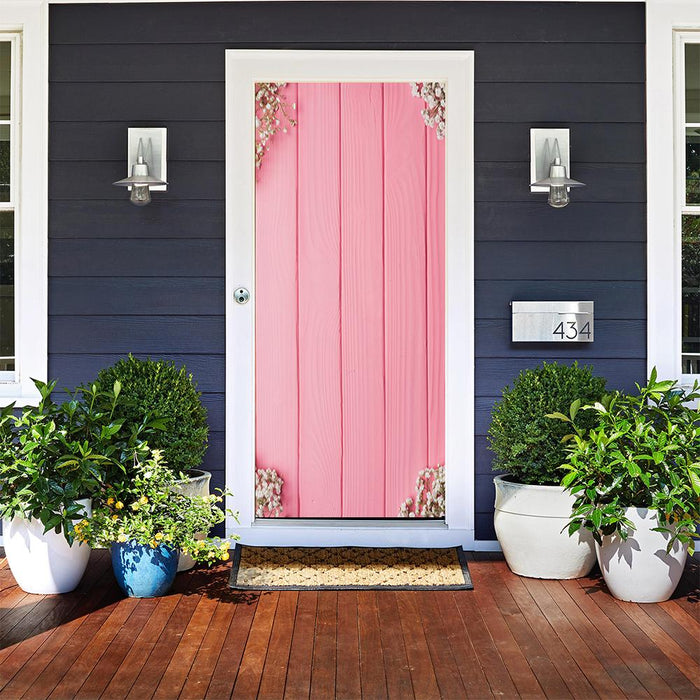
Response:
[488,361,607,485]
[0,378,150,541]
[93,355,208,474]
[551,370,700,554]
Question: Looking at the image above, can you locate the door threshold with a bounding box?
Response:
[253,518,448,529]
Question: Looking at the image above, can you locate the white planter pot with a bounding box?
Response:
[2,498,92,594]
[596,507,688,603]
[172,469,212,572]
[493,475,596,579]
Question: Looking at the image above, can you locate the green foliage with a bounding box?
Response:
[550,369,700,555]
[0,378,150,542]
[75,449,238,565]
[93,355,208,474]
[488,362,607,485]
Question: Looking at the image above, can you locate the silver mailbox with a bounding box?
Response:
[512,301,594,343]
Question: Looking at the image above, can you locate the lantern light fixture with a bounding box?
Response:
[530,128,585,209]
[113,127,167,206]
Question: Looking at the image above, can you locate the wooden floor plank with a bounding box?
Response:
[469,563,546,699]
[310,590,337,700]
[434,585,493,698]
[396,591,442,699]
[205,593,260,700]
[20,601,125,700]
[358,592,388,700]
[658,599,700,643]
[334,591,362,700]
[562,578,679,699]
[417,591,468,700]
[500,568,599,699]
[641,602,700,659]
[231,591,279,699]
[0,564,119,700]
[542,578,652,699]
[152,593,219,699]
[48,597,141,699]
[0,553,112,693]
[521,576,627,698]
[100,595,181,699]
[125,592,201,700]
[486,563,572,699]
[580,578,699,698]
[178,598,239,700]
[74,597,159,699]
[375,591,413,700]
[615,599,700,690]
[284,592,317,700]
[257,591,299,700]
[452,587,520,698]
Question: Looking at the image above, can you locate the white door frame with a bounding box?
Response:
[225,50,475,546]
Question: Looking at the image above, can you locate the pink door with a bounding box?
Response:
[255,82,445,518]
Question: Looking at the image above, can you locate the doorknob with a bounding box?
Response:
[234,287,250,305]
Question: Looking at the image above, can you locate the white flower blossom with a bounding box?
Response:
[410,82,446,140]
[398,464,446,518]
[255,83,297,171]
[255,467,284,517]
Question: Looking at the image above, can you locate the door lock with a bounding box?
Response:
[234,287,250,305]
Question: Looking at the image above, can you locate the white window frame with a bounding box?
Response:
[0,2,48,406]
[676,31,700,380]
[225,50,475,547]
[648,2,700,388]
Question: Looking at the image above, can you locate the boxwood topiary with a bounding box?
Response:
[488,361,607,485]
[93,355,208,474]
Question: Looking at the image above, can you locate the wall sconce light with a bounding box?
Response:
[530,128,585,208]
[113,127,167,206]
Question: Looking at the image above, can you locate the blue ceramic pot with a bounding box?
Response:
[110,541,179,598]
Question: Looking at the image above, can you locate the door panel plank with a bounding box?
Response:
[383,82,428,516]
[256,83,300,517]
[297,83,342,517]
[340,82,386,517]
[426,132,446,468]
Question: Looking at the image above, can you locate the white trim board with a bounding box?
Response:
[0,1,48,406]
[225,50,475,547]
[647,3,700,388]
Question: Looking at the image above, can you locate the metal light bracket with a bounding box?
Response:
[530,128,571,193]
[125,127,167,191]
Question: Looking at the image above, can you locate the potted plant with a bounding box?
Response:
[551,370,700,602]
[91,356,211,571]
[75,449,236,598]
[0,379,148,594]
[488,361,606,578]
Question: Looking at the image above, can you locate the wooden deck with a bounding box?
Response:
[0,549,698,699]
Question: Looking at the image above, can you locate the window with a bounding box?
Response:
[683,40,700,376]
[0,37,16,381]
[0,2,48,406]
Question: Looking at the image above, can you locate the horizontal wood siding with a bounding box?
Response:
[49,1,646,541]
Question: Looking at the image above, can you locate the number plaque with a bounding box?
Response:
[511,301,594,343]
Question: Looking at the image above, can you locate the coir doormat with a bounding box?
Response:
[228,545,473,590]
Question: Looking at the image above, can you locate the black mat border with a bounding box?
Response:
[228,545,474,591]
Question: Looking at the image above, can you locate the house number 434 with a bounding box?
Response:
[553,320,591,340]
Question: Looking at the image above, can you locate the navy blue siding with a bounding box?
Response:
[49,1,646,541]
